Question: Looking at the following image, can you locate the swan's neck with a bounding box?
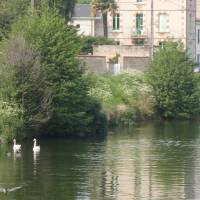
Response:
[34,140,37,147]
[13,141,16,145]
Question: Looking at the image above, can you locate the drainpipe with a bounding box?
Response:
[150,0,154,58]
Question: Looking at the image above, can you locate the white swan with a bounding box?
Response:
[13,139,21,152]
[33,138,40,152]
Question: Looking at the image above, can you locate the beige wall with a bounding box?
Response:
[93,45,150,70]
[73,19,95,36]
[107,0,196,58]
[93,45,150,57]
[197,0,200,20]
[72,18,104,37]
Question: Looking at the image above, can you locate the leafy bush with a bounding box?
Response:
[81,36,116,54]
[109,107,137,128]
[8,7,107,136]
[148,41,200,118]
[0,100,24,142]
[0,0,29,41]
[2,35,52,136]
[88,71,155,126]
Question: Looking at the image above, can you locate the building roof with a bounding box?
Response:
[73,4,101,19]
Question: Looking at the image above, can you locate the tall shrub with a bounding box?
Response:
[148,41,200,118]
[2,35,52,135]
[0,0,29,40]
[0,53,24,141]
[11,8,106,136]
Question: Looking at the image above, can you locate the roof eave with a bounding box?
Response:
[72,17,102,20]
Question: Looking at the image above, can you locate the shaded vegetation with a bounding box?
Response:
[0,5,106,141]
[81,36,116,54]
[88,72,155,127]
[0,0,30,41]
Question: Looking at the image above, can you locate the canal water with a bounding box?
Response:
[1,121,200,200]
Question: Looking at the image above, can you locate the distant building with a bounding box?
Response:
[71,4,104,36]
[107,0,196,59]
[74,1,199,73]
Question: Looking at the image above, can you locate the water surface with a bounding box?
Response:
[1,121,200,200]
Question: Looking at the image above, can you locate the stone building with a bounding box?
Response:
[107,0,196,58]
[196,0,200,66]
[72,1,198,73]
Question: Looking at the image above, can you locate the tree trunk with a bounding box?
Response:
[31,0,35,10]
[103,13,108,37]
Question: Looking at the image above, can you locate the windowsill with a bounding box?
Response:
[157,31,169,33]
[111,30,122,33]
[135,2,145,5]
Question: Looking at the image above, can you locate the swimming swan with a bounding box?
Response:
[33,138,40,152]
[13,139,21,152]
[0,186,22,194]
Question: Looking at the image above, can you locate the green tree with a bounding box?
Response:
[0,0,30,40]
[47,0,76,20]
[11,8,106,136]
[91,0,117,37]
[148,41,200,118]
[77,0,91,3]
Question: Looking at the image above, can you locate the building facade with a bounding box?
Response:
[196,0,200,65]
[107,0,196,58]
[71,4,104,36]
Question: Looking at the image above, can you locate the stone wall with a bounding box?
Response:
[78,55,150,74]
[93,45,150,58]
[79,55,107,74]
[123,57,150,72]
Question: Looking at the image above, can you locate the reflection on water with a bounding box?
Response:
[33,151,40,176]
[0,121,200,199]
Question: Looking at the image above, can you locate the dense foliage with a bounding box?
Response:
[0,54,24,141]
[89,72,155,127]
[77,0,91,3]
[47,0,76,20]
[81,36,116,54]
[0,0,29,41]
[148,41,200,118]
[0,7,107,140]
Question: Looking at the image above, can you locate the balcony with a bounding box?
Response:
[132,30,148,39]
[132,30,149,46]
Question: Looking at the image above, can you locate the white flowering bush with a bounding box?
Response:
[0,99,24,141]
[89,71,156,126]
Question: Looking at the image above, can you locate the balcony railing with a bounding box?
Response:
[132,30,148,38]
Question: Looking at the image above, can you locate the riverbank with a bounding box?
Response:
[88,71,156,127]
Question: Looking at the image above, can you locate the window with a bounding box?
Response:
[198,29,200,44]
[136,14,143,34]
[134,39,144,46]
[159,41,164,48]
[113,14,120,30]
[197,54,200,65]
[158,14,167,32]
[137,0,144,2]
